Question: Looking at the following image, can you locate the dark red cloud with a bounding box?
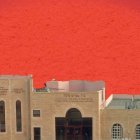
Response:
[0,0,140,98]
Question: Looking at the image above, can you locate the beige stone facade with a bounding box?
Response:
[0,75,140,140]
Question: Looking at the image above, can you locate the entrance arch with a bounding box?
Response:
[66,108,82,126]
[66,108,82,118]
[55,108,92,140]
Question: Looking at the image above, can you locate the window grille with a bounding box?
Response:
[34,127,41,140]
[136,124,140,140]
[33,110,40,117]
[112,123,123,140]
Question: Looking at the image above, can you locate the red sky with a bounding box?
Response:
[0,0,140,97]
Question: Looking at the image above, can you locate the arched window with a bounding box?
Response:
[0,101,6,132]
[16,100,22,132]
[66,108,82,119]
[136,124,140,140]
[112,123,123,139]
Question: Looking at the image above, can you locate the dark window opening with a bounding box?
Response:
[0,101,5,132]
[16,100,22,132]
[33,110,40,117]
[34,127,41,140]
[102,90,104,101]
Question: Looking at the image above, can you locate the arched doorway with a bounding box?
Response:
[55,108,92,140]
[65,108,82,140]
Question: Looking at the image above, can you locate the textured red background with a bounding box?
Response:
[0,0,140,98]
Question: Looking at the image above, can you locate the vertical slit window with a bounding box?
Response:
[16,100,22,132]
[0,101,5,132]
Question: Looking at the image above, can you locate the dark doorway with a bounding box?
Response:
[56,108,92,140]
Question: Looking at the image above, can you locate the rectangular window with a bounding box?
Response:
[0,101,6,132]
[16,101,22,132]
[34,127,41,140]
[33,110,40,117]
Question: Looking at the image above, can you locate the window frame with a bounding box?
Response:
[33,127,41,140]
[16,100,22,132]
[0,100,6,133]
[136,124,140,140]
[112,123,123,140]
[33,110,41,117]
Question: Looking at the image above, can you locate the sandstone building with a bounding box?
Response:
[0,75,140,140]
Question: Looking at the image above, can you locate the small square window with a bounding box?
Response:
[33,110,40,117]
